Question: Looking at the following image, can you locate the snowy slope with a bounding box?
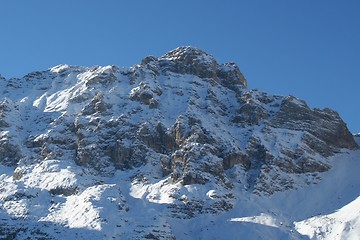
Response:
[0,47,359,239]
[0,145,359,239]
[167,146,360,240]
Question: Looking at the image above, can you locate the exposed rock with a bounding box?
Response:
[270,96,358,152]
[81,93,112,115]
[217,62,248,89]
[138,122,177,154]
[0,136,22,166]
[49,186,78,196]
[159,46,247,88]
[159,46,218,79]
[221,150,250,170]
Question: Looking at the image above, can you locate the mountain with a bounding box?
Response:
[0,46,359,239]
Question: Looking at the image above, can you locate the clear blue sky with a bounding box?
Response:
[1,0,359,133]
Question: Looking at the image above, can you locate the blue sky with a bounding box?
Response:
[1,0,359,133]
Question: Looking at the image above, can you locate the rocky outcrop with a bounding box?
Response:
[270,96,357,152]
[0,136,22,166]
[159,46,219,79]
[158,46,247,88]
[0,98,23,166]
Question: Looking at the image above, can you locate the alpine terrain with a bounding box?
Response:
[0,46,359,239]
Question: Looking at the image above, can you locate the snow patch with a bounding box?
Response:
[230,213,279,228]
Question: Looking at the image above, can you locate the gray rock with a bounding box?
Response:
[159,46,247,89]
[270,96,358,152]
[0,137,22,166]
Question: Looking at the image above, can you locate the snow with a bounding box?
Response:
[0,138,359,239]
[40,185,104,230]
[0,60,359,239]
[159,46,216,65]
[166,148,360,240]
[230,213,279,228]
[49,64,71,73]
[295,197,360,239]
[21,160,78,191]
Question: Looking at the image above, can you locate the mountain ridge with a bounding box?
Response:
[0,46,358,239]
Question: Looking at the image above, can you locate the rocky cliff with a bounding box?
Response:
[0,46,358,239]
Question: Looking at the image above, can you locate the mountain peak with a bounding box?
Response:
[49,64,72,73]
[156,46,247,88]
[160,46,216,65]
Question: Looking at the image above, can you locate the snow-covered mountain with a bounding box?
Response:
[0,46,359,239]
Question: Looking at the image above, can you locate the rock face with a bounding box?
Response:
[158,46,247,88]
[0,46,358,239]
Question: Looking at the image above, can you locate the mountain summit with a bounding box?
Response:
[0,47,358,239]
[158,46,247,88]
